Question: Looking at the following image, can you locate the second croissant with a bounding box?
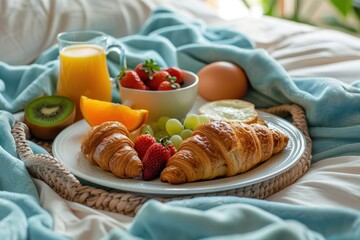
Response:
[160,120,289,184]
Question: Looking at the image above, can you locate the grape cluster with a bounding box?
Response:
[139,114,210,149]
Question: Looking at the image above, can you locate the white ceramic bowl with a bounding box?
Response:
[119,70,199,122]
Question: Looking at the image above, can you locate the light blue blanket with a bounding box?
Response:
[1,8,360,240]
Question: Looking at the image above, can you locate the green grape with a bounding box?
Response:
[158,116,170,130]
[155,130,170,141]
[184,114,200,130]
[169,134,183,149]
[199,115,210,124]
[180,129,193,140]
[149,121,160,132]
[139,124,154,136]
[166,118,184,136]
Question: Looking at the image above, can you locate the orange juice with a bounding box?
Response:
[57,44,112,121]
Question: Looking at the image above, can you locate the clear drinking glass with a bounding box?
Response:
[57,30,126,121]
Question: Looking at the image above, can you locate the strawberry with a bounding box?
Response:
[134,134,157,160]
[160,138,177,156]
[166,143,177,156]
[147,70,176,90]
[165,67,184,85]
[135,59,160,82]
[157,81,180,91]
[118,68,148,90]
[142,143,171,181]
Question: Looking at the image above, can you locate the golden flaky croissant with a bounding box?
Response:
[81,121,143,178]
[160,120,289,184]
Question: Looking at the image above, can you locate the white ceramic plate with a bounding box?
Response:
[53,111,306,196]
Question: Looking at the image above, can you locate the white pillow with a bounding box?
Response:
[0,0,155,65]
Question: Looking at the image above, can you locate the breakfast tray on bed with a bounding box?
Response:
[11,104,312,217]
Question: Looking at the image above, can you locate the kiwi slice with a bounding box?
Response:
[24,96,76,140]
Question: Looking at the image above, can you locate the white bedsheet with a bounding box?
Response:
[268,156,360,210]
[35,155,360,240]
[209,16,360,85]
[35,179,133,239]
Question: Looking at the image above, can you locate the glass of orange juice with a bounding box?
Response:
[57,30,126,121]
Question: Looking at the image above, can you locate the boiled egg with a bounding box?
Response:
[197,61,249,101]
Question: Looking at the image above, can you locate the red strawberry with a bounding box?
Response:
[132,78,150,90]
[134,134,157,160]
[157,81,180,91]
[167,143,177,156]
[118,68,148,90]
[160,138,177,156]
[147,70,176,90]
[142,143,171,181]
[166,67,184,85]
[135,59,160,82]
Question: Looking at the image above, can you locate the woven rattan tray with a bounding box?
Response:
[11,104,312,217]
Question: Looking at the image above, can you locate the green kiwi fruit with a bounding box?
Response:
[24,96,76,140]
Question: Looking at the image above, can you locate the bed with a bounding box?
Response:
[1,0,360,239]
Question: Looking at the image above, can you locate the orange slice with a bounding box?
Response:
[80,96,148,132]
[198,99,258,124]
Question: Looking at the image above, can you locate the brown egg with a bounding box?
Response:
[197,61,249,101]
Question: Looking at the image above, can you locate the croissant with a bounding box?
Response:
[81,121,143,178]
[160,120,289,184]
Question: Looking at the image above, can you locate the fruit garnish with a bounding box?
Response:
[147,70,176,90]
[117,59,184,91]
[134,134,157,160]
[183,114,200,131]
[139,124,154,136]
[165,141,177,156]
[139,115,209,150]
[168,135,182,149]
[24,96,76,140]
[142,142,171,181]
[154,130,170,141]
[135,59,160,82]
[199,115,210,124]
[80,95,148,131]
[180,129,193,140]
[165,118,184,136]
[118,68,148,90]
[157,81,180,91]
[198,99,258,124]
[165,67,184,84]
[157,116,170,130]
